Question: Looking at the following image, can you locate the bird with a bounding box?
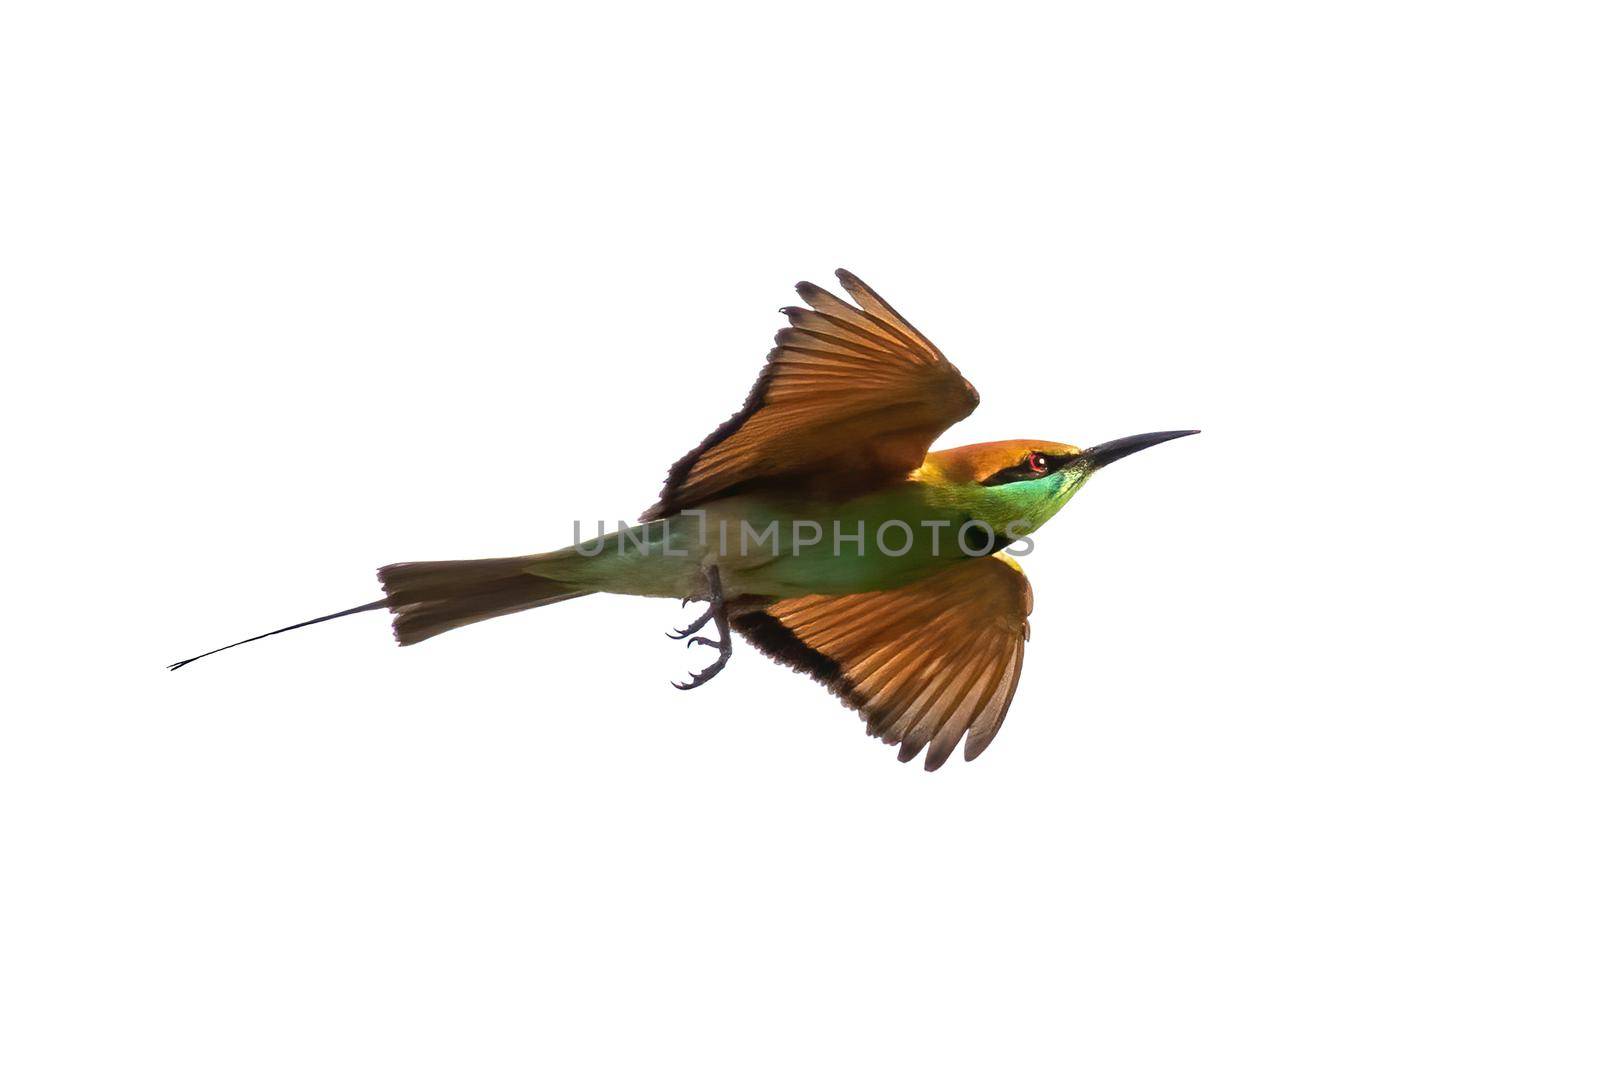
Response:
[169,269,1197,770]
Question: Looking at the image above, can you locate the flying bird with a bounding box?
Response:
[170,270,1196,770]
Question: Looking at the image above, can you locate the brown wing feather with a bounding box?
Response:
[641,269,979,521]
[733,554,1033,771]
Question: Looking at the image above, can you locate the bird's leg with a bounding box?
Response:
[672,566,732,691]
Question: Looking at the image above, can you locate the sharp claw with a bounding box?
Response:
[674,671,716,691]
[667,604,715,641]
[673,666,719,691]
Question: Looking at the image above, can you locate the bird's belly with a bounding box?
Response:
[555,492,990,601]
[723,549,950,599]
[702,493,977,599]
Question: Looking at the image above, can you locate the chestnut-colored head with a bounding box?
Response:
[916,431,1198,540]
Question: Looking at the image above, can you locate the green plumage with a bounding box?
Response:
[533,463,1094,602]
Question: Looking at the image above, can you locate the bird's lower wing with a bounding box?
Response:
[733,554,1033,771]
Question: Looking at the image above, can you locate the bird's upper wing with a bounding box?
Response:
[641,269,979,521]
[733,554,1033,771]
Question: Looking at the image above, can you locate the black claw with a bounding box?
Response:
[686,636,726,651]
[667,603,715,641]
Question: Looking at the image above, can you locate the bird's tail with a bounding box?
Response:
[167,554,592,669]
[378,555,592,646]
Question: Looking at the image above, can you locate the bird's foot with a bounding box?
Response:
[671,567,731,690]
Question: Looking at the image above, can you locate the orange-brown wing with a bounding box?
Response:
[733,554,1033,771]
[641,269,979,521]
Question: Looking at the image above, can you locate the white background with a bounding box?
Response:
[3,2,1596,1064]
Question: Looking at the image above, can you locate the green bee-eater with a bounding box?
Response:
[171,269,1196,770]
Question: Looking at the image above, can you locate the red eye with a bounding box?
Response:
[1026,451,1048,474]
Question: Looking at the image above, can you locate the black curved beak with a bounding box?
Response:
[1081,430,1199,469]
